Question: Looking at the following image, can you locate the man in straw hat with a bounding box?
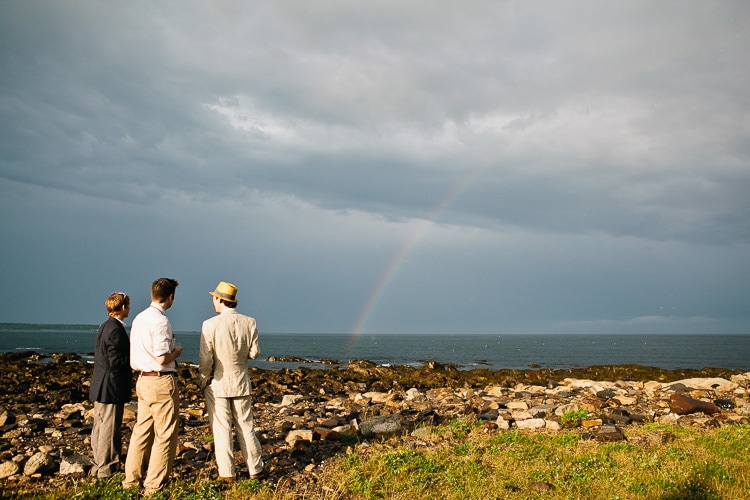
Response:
[199,281,265,481]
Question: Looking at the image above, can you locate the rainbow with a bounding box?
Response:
[348,165,489,347]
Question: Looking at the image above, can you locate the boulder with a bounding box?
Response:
[668,378,736,392]
[360,414,401,438]
[23,452,57,476]
[59,454,92,475]
[515,418,545,430]
[285,429,313,445]
[669,393,720,415]
[596,424,625,442]
[0,461,20,479]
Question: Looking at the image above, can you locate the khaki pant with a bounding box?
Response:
[205,386,264,478]
[91,402,124,478]
[123,374,179,492]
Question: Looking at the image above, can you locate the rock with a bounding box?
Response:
[23,452,56,475]
[545,420,562,431]
[613,395,637,406]
[52,352,80,363]
[285,429,313,445]
[629,413,649,423]
[515,418,545,430]
[648,430,675,445]
[714,398,735,409]
[404,388,424,400]
[313,427,340,441]
[332,424,358,436]
[267,356,309,363]
[669,378,736,392]
[596,424,625,442]
[596,389,616,400]
[582,419,603,428]
[478,410,499,421]
[657,413,680,425]
[608,408,631,424]
[529,404,555,418]
[511,410,534,421]
[123,404,137,422]
[363,392,392,404]
[360,414,401,438]
[0,410,15,426]
[59,455,91,475]
[485,386,505,397]
[0,461,20,479]
[280,395,304,406]
[529,481,555,492]
[669,393,720,415]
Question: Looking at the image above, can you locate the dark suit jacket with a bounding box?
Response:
[89,316,132,404]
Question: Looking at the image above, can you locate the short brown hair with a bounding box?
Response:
[105,292,130,316]
[218,298,237,308]
[151,278,179,302]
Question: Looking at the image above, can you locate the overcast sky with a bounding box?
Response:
[1,1,748,335]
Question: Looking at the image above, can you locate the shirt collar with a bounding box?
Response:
[150,302,167,315]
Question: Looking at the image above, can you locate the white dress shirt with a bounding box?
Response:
[129,303,176,372]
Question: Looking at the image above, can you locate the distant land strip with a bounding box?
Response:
[0,323,98,331]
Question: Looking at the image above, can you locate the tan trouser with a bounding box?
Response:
[123,374,179,492]
[205,386,264,478]
[91,402,124,478]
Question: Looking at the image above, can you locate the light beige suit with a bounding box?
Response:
[199,309,263,477]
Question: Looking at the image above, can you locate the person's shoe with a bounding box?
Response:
[249,469,267,480]
[219,476,234,483]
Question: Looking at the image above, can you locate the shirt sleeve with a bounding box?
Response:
[248,320,260,360]
[198,321,214,389]
[151,316,173,357]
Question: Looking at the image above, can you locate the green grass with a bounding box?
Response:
[329,421,750,499]
[9,474,266,500]
[9,422,750,499]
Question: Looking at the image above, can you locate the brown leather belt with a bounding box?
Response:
[140,371,175,377]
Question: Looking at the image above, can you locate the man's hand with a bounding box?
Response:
[155,345,183,365]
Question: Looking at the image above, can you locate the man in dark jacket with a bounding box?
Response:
[89,292,132,478]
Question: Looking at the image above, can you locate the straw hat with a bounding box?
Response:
[209,281,238,303]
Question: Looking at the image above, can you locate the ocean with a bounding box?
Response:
[1,328,749,372]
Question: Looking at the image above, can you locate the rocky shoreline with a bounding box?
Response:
[1,351,749,497]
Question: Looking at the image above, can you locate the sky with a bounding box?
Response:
[1,1,749,335]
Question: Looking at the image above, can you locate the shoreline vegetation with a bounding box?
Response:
[0,323,98,332]
[1,351,749,499]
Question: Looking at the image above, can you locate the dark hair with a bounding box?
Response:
[219,298,237,309]
[151,278,179,302]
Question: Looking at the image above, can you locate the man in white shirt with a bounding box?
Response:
[199,281,264,482]
[122,278,182,495]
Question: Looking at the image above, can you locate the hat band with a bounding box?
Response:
[214,290,236,301]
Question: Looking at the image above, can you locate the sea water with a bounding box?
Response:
[1,329,749,371]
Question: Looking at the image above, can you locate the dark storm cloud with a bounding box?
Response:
[1,1,748,333]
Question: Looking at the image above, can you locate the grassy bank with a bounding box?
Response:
[11,419,750,499]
